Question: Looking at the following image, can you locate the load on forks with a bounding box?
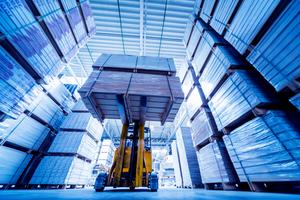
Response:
[79,54,184,192]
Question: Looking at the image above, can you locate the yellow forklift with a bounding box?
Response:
[94,121,158,192]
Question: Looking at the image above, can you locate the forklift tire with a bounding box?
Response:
[94,172,107,192]
[130,186,135,191]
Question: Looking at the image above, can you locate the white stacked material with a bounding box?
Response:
[290,93,300,111]
[190,108,213,147]
[199,0,217,23]
[0,146,32,184]
[186,86,203,119]
[0,46,41,119]
[71,100,89,112]
[181,67,198,98]
[60,112,103,141]
[176,127,202,188]
[171,141,183,187]
[193,0,202,16]
[208,71,275,130]
[0,0,63,84]
[224,0,280,54]
[60,0,89,47]
[42,79,75,112]
[210,0,239,34]
[247,1,300,92]
[223,111,300,182]
[185,20,210,60]
[198,141,237,184]
[174,102,189,128]
[98,139,115,168]
[5,114,50,150]
[199,46,244,98]
[192,29,225,75]
[27,92,65,129]
[30,156,92,185]
[78,0,97,36]
[48,131,97,160]
[32,0,78,62]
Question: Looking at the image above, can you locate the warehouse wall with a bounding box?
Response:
[182,0,300,192]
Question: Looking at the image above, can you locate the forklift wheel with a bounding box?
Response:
[130,186,135,191]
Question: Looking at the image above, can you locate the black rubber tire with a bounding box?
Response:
[130,186,135,191]
[95,188,104,192]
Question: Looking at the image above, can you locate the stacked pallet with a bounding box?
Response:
[0,46,41,120]
[0,0,63,84]
[79,54,184,125]
[0,0,95,120]
[246,1,300,92]
[223,111,300,182]
[97,139,116,170]
[64,84,81,101]
[171,141,183,188]
[176,127,202,188]
[4,114,50,150]
[27,92,65,130]
[198,140,238,186]
[0,146,32,185]
[224,0,280,54]
[60,0,89,47]
[30,156,92,185]
[290,94,300,112]
[42,79,75,113]
[187,0,300,192]
[29,100,103,186]
[27,0,78,62]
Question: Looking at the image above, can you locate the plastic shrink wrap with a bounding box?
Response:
[0,146,32,184]
[32,0,78,62]
[42,78,75,112]
[186,20,210,61]
[199,0,216,23]
[0,0,63,83]
[48,131,97,160]
[5,114,50,150]
[0,46,41,119]
[176,127,202,188]
[190,108,213,147]
[182,68,198,98]
[30,156,92,185]
[223,111,300,182]
[247,1,300,92]
[27,92,65,129]
[60,0,88,47]
[186,86,203,119]
[78,0,96,36]
[192,29,224,75]
[224,0,280,54]
[199,45,244,98]
[209,0,239,35]
[60,112,103,141]
[171,140,183,187]
[71,100,89,112]
[98,139,115,168]
[198,141,237,183]
[208,71,274,131]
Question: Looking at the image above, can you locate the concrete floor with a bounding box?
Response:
[0,188,300,200]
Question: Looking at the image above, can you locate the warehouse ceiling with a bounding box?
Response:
[63,0,195,145]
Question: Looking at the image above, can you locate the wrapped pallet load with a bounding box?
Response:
[0,0,63,84]
[223,111,300,183]
[79,54,184,125]
[176,127,202,188]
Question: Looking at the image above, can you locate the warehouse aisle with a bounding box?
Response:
[0,188,300,200]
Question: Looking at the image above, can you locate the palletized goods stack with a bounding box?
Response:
[29,100,103,186]
[79,54,184,125]
[171,141,183,188]
[175,127,202,188]
[97,139,116,170]
[0,0,95,120]
[184,0,300,192]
